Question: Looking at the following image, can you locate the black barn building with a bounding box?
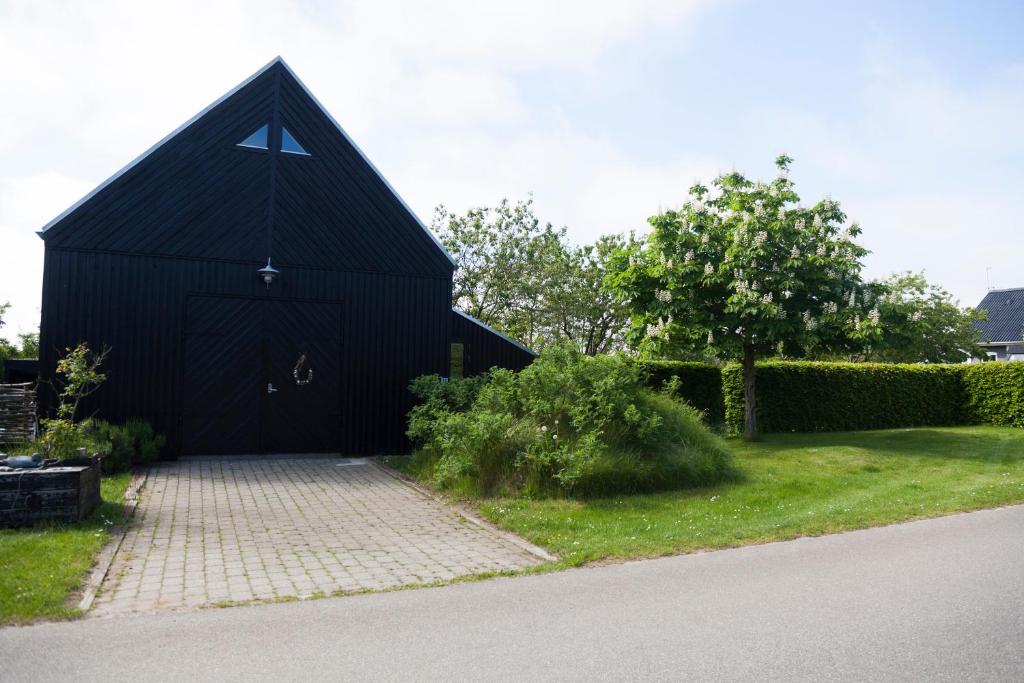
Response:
[37,57,534,457]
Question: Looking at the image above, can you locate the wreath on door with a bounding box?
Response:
[293,353,313,386]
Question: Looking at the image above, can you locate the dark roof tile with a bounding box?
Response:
[974,287,1024,342]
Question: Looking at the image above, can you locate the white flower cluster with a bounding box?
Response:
[795,218,806,231]
[813,215,824,230]
[704,262,714,275]
[782,289,793,299]
[848,289,856,307]
[646,316,672,338]
[823,301,838,314]
[854,314,862,331]
[790,245,801,259]
[868,307,881,324]
[655,289,673,303]
[762,292,773,304]
[735,280,750,294]
[684,250,695,263]
[701,233,710,245]
[775,306,787,319]
[692,200,706,213]
[754,231,768,246]
[909,310,924,322]
[777,207,786,220]
[753,202,766,218]
[706,330,714,344]
[816,243,827,257]
[803,310,818,331]
[751,281,761,291]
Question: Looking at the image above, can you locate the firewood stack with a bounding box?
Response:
[0,382,37,444]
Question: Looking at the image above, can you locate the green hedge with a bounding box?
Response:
[722,361,968,434]
[962,363,1024,428]
[640,359,1022,434]
[638,361,724,425]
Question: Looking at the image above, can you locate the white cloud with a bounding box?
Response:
[0,173,95,338]
[2,0,1019,348]
[856,192,1023,307]
[735,38,1024,311]
[0,0,714,342]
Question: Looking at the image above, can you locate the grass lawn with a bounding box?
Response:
[0,472,132,625]
[475,426,1024,567]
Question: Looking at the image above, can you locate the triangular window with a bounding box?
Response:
[280,128,309,155]
[237,124,269,150]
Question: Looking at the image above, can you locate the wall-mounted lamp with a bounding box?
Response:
[257,258,279,288]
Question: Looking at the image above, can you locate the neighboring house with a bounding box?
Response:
[973,287,1024,361]
[36,57,534,457]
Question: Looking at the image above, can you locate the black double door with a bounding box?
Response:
[182,295,342,455]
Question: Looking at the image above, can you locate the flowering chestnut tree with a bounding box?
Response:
[610,155,878,440]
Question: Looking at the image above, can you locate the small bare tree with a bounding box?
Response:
[40,343,110,458]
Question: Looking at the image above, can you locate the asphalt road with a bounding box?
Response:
[3,505,1023,682]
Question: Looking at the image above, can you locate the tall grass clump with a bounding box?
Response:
[405,344,735,498]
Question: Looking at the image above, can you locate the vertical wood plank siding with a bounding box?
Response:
[39,250,451,455]
[34,60,539,456]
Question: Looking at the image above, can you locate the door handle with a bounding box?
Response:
[267,383,278,395]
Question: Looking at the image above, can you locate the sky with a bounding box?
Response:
[1,0,1023,343]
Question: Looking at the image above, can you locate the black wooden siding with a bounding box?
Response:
[40,61,453,278]
[451,310,536,377]
[36,58,537,456]
[39,249,452,455]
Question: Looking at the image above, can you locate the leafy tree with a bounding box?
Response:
[432,198,630,354]
[609,155,876,440]
[863,272,985,363]
[0,302,13,380]
[16,331,39,359]
[0,303,40,379]
[546,235,631,355]
[432,197,565,349]
[39,343,110,459]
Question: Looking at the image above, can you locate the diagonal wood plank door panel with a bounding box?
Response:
[261,300,343,453]
[182,296,262,454]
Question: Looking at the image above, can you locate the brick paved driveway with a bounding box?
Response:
[92,457,548,616]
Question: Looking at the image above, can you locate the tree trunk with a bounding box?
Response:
[742,343,758,441]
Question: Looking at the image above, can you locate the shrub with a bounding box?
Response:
[406,344,735,498]
[963,363,1024,428]
[124,419,166,465]
[35,417,164,473]
[722,361,966,434]
[84,420,134,474]
[407,373,490,447]
[637,361,724,426]
[38,418,94,460]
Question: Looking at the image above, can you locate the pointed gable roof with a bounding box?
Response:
[975,287,1024,343]
[39,57,455,275]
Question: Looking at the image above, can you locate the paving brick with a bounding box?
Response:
[90,457,545,616]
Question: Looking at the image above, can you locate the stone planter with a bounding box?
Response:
[0,455,102,527]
